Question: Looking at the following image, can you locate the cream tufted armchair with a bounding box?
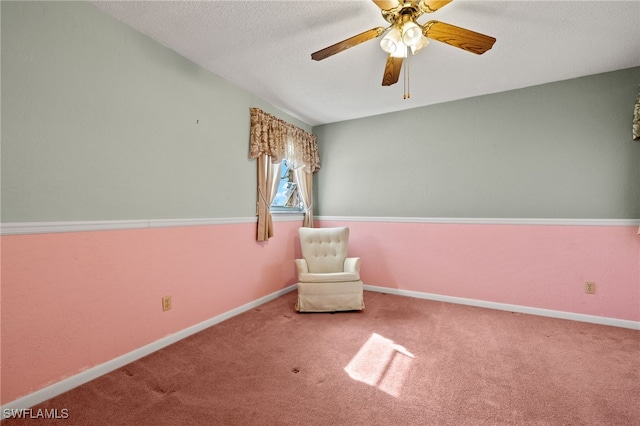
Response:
[295,226,364,312]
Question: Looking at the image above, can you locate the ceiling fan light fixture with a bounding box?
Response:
[401,20,422,46]
[380,26,403,54]
[410,35,429,55]
[391,44,407,58]
[390,44,407,58]
[311,0,496,91]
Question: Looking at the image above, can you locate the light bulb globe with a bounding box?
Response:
[380,27,403,54]
[380,37,396,54]
[402,21,422,46]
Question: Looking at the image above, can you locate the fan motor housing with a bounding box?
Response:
[381,1,422,25]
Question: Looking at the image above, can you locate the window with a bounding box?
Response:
[249,107,319,240]
[271,160,302,212]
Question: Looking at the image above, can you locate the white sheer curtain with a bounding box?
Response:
[293,167,314,227]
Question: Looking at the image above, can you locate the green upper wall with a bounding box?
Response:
[1,1,310,222]
[313,67,640,219]
[2,2,638,223]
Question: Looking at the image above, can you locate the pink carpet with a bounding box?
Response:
[3,291,639,425]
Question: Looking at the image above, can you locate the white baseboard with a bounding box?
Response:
[0,285,297,414]
[363,284,640,330]
[4,283,637,413]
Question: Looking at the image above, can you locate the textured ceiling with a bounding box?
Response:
[91,0,640,126]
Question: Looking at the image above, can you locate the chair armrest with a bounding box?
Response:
[295,259,309,277]
[344,257,361,273]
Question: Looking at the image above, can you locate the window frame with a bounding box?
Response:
[270,159,304,214]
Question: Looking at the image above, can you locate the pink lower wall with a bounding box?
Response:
[318,220,640,322]
[2,219,638,405]
[0,221,302,405]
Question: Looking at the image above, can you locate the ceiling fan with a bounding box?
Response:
[311,0,496,89]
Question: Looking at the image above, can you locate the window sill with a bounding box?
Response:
[270,210,305,222]
[270,207,304,214]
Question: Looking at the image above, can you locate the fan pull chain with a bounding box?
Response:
[403,53,410,99]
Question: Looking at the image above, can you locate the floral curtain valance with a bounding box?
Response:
[249,108,320,173]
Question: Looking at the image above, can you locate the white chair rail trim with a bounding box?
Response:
[1,214,305,236]
[317,216,640,227]
[2,216,637,236]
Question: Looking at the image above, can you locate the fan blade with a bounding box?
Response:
[382,55,403,86]
[423,20,496,55]
[372,0,400,10]
[311,27,386,61]
[419,0,453,13]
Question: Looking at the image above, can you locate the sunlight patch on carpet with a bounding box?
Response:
[344,333,415,398]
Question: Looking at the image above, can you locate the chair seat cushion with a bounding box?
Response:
[298,271,360,283]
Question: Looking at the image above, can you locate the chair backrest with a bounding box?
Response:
[298,227,350,273]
